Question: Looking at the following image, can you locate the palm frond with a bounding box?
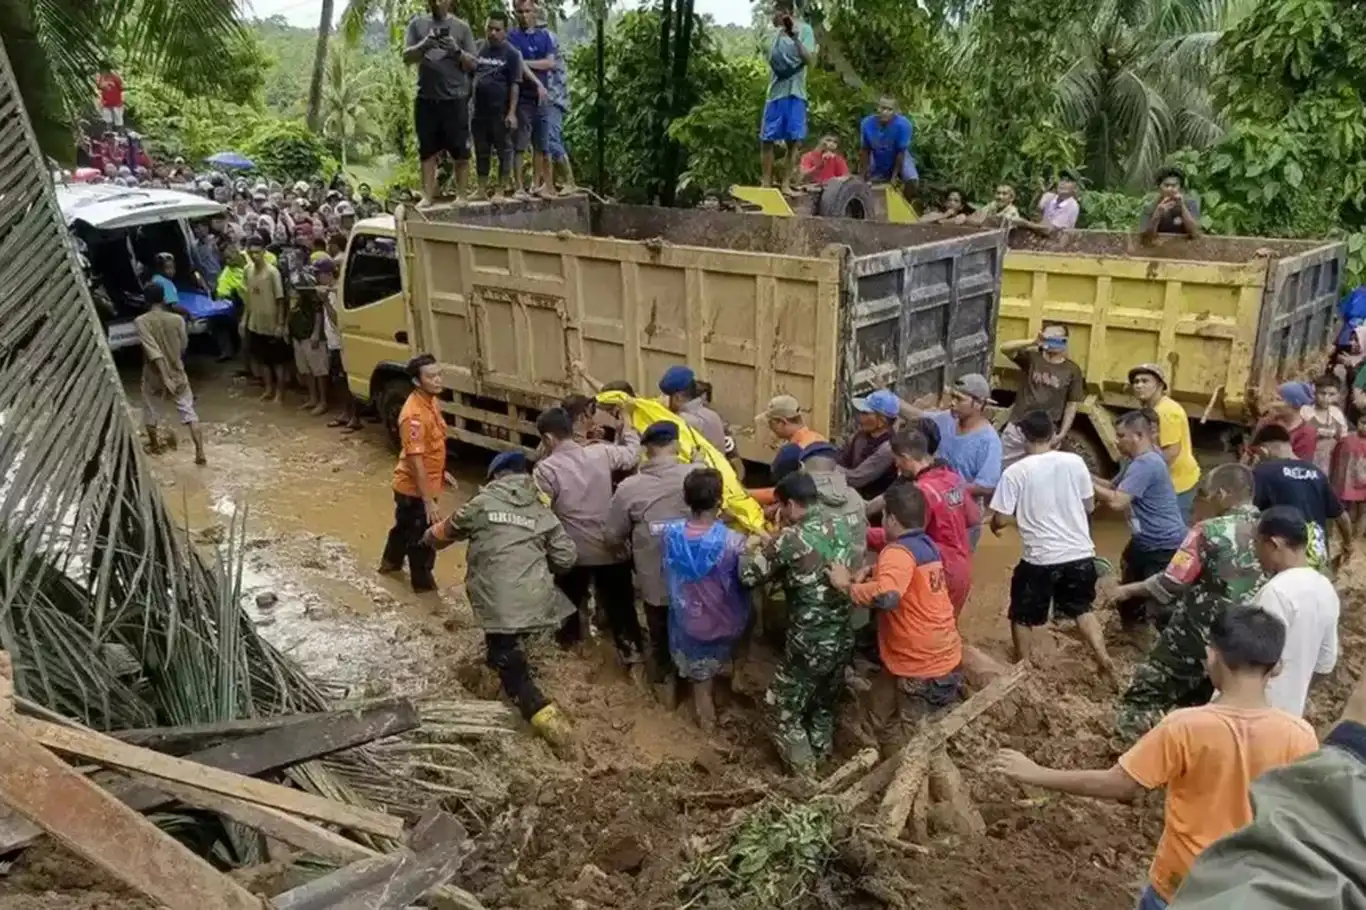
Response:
[110,0,247,97]
[1055,57,1104,133]
[1111,67,1173,187]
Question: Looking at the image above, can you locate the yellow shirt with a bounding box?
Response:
[1155,396,1200,494]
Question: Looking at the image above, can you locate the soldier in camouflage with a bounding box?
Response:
[1105,463,1265,743]
[740,471,856,773]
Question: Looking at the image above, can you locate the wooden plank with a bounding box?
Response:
[0,717,264,910]
[0,699,420,854]
[873,664,1029,836]
[19,717,405,840]
[272,811,472,910]
[110,698,419,753]
[128,774,373,866]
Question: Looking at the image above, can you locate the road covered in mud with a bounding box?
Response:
[18,358,1347,910]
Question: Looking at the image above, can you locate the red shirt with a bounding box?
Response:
[799,150,850,184]
[1289,421,1317,462]
[913,463,976,614]
[97,72,124,108]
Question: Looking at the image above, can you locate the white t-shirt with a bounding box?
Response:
[1253,566,1339,716]
[988,450,1095,566]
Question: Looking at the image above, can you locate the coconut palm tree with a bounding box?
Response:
[1054,0,1255,190]
[306,0,337,131]
[0,0,249,160]
[321,50,382,169]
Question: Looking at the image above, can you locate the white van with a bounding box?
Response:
[56,184,235,351]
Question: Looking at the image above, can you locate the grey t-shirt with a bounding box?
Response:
[405,14,477,101]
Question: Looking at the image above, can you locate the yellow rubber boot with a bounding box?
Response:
[530,704,579,761]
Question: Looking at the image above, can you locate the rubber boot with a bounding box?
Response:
[530,704,579,761]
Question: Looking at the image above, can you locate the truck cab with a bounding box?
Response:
[335,215,412,442]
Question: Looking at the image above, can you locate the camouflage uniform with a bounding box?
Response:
[740,507,855,770]
[1115,503,1265,742]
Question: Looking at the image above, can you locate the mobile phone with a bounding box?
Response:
[433,24,450,37]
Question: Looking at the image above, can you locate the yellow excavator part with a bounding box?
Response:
[726,185,797,216]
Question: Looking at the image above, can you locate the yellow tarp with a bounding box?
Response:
[596,391,768,535]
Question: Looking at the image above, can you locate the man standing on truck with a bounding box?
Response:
[403,0,478,209]
[509,0,558,197]
[380,354,448,594]
[1130,363,1202,521]
[470,10,522,201]
[1141,167,1202,240]
[760,0,816,193]
[660,366,728,454]
[999,325,1085,468]
[533,406,648,672]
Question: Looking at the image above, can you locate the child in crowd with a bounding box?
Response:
[1332,413,1366,536]
[1302,374,1348,474]
[993,606,1318,910]
[828,482,963,735]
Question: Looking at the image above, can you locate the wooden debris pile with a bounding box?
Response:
[0,653,517,909]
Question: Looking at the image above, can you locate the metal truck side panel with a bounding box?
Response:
[1251,243,1346,403]
[398,210,844,462]
[995,231,1344,423]
[842,230,1005,426]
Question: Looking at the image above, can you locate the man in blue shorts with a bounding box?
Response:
[509,0,558,196]
[760,0,816,192]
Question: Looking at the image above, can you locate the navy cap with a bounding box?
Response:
[641,421,680,446]
[487,451,529,479]
[658,365,696,395]
[799,441,841,462]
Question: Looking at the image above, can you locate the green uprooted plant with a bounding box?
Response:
[678,801,836,910]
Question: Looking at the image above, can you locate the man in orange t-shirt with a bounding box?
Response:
[993,605,1318,909]
[380,354,448,592]
[829,482,963,726]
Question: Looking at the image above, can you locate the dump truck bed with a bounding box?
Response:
[996,230,1345,422]
[395,199,1006,460]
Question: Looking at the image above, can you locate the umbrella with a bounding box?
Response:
[205,151,255,170]
[73,167,100,182]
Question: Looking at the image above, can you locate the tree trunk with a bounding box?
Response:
[306,0,335,131]
[658,0,695,207]
[595,14,606,194]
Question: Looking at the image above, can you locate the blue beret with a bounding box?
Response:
[641,421,680,445]
[799,442,841,462]
[487,451,529,479]
[658,365,696,395]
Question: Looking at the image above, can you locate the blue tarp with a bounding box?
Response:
[205,151,255,170]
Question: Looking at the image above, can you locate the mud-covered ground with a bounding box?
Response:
[2,358,1361,910]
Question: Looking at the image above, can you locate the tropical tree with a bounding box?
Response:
[1053,0,1253,190]
[320,50,383,169]
[306,0,337,130]
[0,0,252,160]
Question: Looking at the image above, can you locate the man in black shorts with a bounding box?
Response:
[403,0,477,208]
[470,11,521,200]
[988,410,1117,683]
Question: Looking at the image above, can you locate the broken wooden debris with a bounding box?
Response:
[19,717,406,839]
[814,747,878,795]
[109,698,419,753]
[272,810,474,910]
[874,663,1029,835]
[0,697,422,853]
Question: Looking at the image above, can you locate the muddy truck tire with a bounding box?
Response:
[816,177,874,220]
[1060,426,1112,477]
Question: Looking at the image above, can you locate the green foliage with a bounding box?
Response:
[679,801,835,909]
[565,6,730,203]
[1077,190,1148,230]
[670,56,768,194]
[244,121,332,181]
[320,50,384,167]
[124,74,272,162]
[1183,0,1366,282]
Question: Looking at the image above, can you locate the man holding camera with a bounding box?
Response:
[404,0,478,209]
[1141,166,1202,240]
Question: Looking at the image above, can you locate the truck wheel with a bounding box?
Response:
[816,176,874,220]
[1061,428,1112,477]
[375,376,411,453]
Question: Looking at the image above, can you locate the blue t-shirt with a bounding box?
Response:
[150,273,179,305]
[509,26,558,101]
[860,114,917,181]
[929,411,1002,492]
[1116,450,1187,550]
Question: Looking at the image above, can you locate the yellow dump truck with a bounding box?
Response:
[996,231,1346,470]
[334,199,1008,461]
[729,182,1347,470]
